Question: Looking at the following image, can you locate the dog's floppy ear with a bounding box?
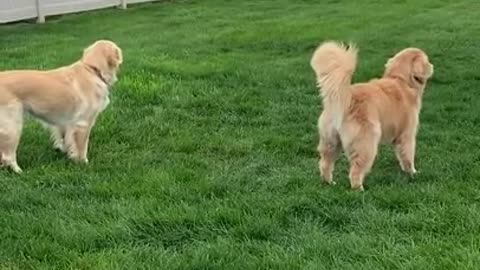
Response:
[410,54,434,87]
[412,54,433,79]
[384,57,394,69]
[384,54,410,80]
[107,45,123,68]
[82,42,102,69]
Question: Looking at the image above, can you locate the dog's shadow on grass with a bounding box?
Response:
[368,157,426,189]
[327,148,435,191]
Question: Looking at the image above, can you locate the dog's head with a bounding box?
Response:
[81,40,123,86]
[384,48,433,89]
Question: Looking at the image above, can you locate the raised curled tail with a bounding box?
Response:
[310,41,357,114]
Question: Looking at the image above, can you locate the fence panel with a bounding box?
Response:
[127,0,152,3]
[0,0,37,23]
[0,0,157,24]
[42,0,120,17]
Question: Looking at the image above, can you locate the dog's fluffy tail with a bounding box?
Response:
[311,41,357,119]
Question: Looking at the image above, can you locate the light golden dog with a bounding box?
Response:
[0,40,123,173]
[311,41,433,190]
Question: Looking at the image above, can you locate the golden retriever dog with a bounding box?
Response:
[0,40,123,173]
[311,41,433,190]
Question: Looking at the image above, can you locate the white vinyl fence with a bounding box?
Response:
[0,0,155,24]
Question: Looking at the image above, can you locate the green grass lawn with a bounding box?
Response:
[1,0,480,269]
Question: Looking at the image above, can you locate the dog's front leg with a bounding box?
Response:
[395,135,417,176]
[72,127,92,164]
[71,119,96,164]
[49,126,66,152]
[64,127,79,161]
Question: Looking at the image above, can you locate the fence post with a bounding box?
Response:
[36,0,45,23]
[120,0,127,9]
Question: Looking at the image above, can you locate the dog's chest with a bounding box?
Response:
[91,85,110,112]
[98,94,110,112]
[73,88,110,122]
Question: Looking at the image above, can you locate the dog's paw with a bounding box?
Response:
[74,157,89,164]
[7,163,23,174]
[52,138,67,152]
[54,145,66,153]
[68,153,88,164]
[407,168,418,177]
[322,180,336,186]
[351,184,364,192]
[1,157,22,173]
[12,166,23,174]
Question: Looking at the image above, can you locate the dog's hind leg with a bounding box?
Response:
[318,135,341,185]
[345,127,380,191]
[317,113,342,185]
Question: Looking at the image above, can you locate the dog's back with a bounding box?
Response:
[349,78,419,143]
